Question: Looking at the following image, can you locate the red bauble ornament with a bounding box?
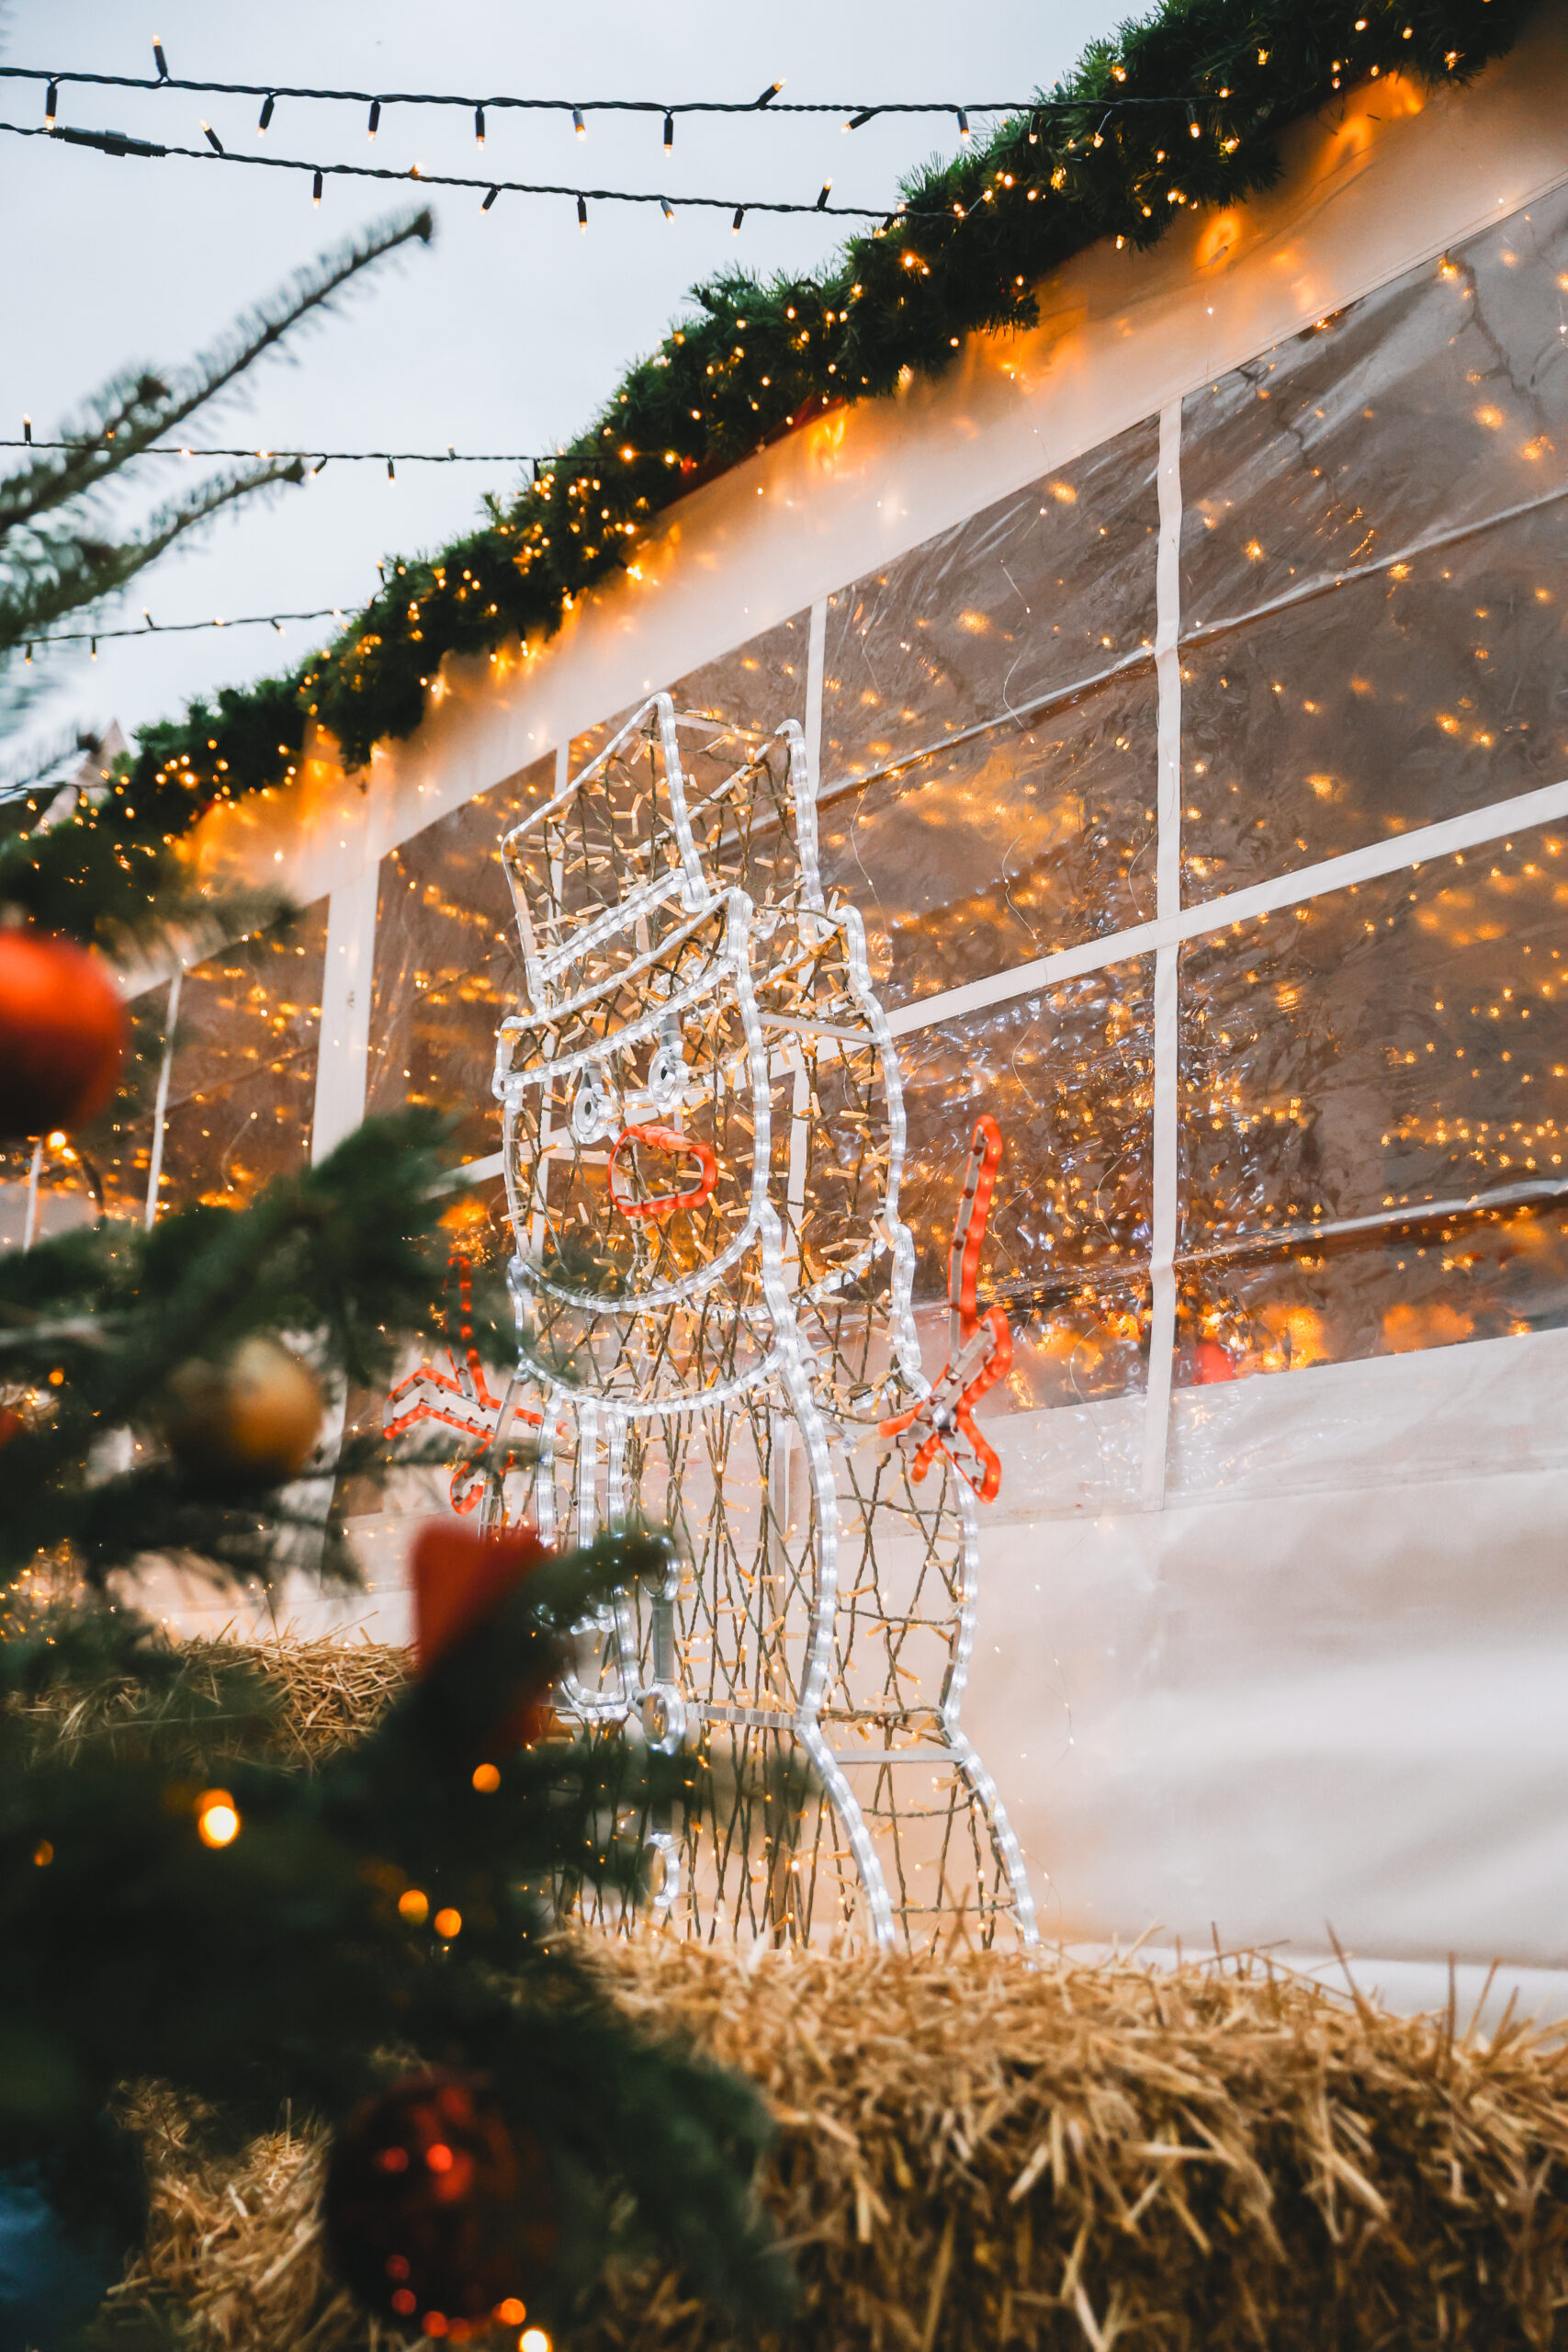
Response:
[412,1520,552,1748]
[0,930,128,1142]
[323,2070,557,2339]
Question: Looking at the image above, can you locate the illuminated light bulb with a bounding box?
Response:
[33,1840,52,1867]
[955,107,971,138]
[257,93,274,135]
[433,1905,462,1938]
[387,458,395,482]
[312,167,322,205]
[22,414,30,444]
[152,38,169,79]
[200,119,224,153]
[754,79,784,106]
[660,195,674,221]
[481,184,498,211]
[572,107,586,138]
[577,193,587,230]
[815,179,832,209]
[398,1887,429,1923]
[662,110,673,151]
[475,105,485,145]
[44,82,57,130]
[196,1790,240,1848]
[472,1761,501,1792]
[845,107,876,130]
[367,98,380,141]
[731,206,744,232]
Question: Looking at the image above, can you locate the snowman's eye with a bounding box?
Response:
[646,1016,686,1106]
[571,1069,613,1143]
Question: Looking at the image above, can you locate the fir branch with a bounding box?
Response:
[0,1554,792,2333]
[0,209,434,544]
[0,458,306,656]
[0,1113,452,1588]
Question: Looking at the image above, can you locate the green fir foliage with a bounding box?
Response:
[0,211,434,947]
[0,1113,449,1588]
[0,191,792,2349]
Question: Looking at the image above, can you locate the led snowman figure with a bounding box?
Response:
[389,695,1037,1951]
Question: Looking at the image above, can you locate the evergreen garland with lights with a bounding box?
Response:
[69,0,1538,857]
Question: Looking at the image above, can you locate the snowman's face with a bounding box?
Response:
[498,888,781,1408]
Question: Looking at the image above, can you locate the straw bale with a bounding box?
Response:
[114,1937,1568,2350]
[223,1635,409,1762]
[14,1635,409,1767]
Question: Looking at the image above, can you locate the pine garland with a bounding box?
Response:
[110,0,1538,840]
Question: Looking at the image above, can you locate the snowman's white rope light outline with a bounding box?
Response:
[389,695,1038,1950]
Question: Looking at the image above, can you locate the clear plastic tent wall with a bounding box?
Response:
[17,169,1568,1985]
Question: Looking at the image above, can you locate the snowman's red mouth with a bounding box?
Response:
[608,1124,718,1221]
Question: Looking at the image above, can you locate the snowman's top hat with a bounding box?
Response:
[499,695,822,1016]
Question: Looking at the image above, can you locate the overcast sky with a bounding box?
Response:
[3,0,1126,775]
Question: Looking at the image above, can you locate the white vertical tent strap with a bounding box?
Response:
[141,963,183,1228]
[312,859,378,1164]
[21,1141,42,1253]
[525,741,572,1257]
[805,597,828,804]
[1143,400,1185,1511]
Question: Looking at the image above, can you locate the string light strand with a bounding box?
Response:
[23,605,347,651]
[9,117,949,219]
[1,436,554,466]
[0,62,1213,120]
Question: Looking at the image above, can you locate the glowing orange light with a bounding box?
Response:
[33,1839,52,1867]
[494,2301,526,2326]
[197,1791,240,1848]
[433,1906,463,1939]
[471,1762,501,1792]
[398,1888,430,1924]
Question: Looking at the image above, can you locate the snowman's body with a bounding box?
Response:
[431,697,1035,1951]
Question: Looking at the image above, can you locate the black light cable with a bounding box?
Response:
[23,605,348,652]
[0,59,1230,124]
[0,437,558,465]
[8,114,959,220]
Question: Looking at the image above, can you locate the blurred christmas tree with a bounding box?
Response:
[0,216,784,2352]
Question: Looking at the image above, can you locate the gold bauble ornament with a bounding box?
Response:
[161,1337,323,1487]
